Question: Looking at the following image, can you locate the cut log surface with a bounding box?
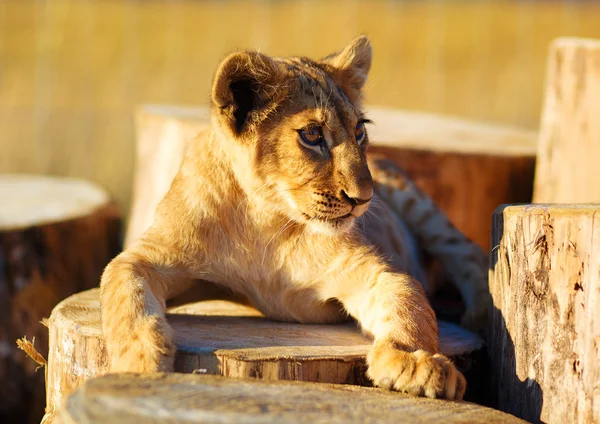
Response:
[54,373,525,424]
[489,204,600,424]
[534,38,600,203]
[46,289,484,419]
[0,175,121,423]
[127,105,537,249]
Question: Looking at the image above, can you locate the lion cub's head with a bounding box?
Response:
[211,36,373,234]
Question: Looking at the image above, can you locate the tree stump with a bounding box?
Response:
[126,106,210,247]
[53,373,526,424]
[126,105,537,249]
[534,38,600,203]
[489,204,600,423]
[46,288,484,420]
[0,175,121,424]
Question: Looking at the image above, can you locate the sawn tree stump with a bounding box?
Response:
[534,38,600,203]
[489,204,600,423]
[0,175,121,424]
[127,106,210,246]
[53,373,526,424]
[127,105,537,250]
[46,289,484,419]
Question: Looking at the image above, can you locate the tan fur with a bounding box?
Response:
[100,36,487,400]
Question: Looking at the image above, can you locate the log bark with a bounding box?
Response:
[53,373,526,424]
[0,175,121,424]
[534,38,600,203]
[46,288,484,419]
[489,204,600,424]
[126,105,537,249]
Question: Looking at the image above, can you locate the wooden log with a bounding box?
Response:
[46,288,484,419]
[534,38,600,203]
[126,106,210,247]
[126,105,537,249]
[54,373,526,424]
[489,204,600,423]
[0,175,121,424]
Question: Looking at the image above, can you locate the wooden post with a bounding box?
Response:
[0,175,121,423]
[126,105,538,249]
[53,373,526,424]
[46,289,484,419]
[534,38,600,203]
[489,204,600,423]
[126,106,210,247]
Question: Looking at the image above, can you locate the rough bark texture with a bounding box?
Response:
[46,289,484,419]
[53,373,526,424]
[0,175,121,424]
[534,38,600,203]
[489,204,600,424]
[126,105,537,249]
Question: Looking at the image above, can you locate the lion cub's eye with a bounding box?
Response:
[298,126,324,146]
[355,121,366,144]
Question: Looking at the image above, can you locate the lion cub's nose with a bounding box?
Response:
[340,189,372,217]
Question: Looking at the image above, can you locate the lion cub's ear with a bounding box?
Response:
[212,51,283,137]
[321,36,372,104]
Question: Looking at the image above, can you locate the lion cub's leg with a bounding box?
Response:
[100,238,196,373]
[319,253,466,400]
[368,157,489,333]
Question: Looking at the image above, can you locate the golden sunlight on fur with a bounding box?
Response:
[100,36,488,400]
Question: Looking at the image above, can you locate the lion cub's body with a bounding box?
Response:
[100,37,489,400]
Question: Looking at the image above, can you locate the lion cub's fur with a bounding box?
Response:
[100,36,489,400]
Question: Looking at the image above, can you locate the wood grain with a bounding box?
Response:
[0,175,121,424]
[489,204,600,423]
[533,38,600,203]
[46,288,484,419]
[53,373,526,424]
[127,105,537,249]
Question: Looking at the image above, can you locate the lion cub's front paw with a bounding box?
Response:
[366,343,466,400]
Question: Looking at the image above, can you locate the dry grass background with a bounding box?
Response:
[2,0,600,218]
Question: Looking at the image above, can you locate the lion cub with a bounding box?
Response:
[100,36,489,400]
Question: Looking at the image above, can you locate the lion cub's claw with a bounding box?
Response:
[367,345,466,401]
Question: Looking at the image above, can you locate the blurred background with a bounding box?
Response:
[2,1,600,422]
[3,0,600,218]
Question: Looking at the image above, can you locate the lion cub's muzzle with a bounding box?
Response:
[340,189,372,218]
[351,198,371,217]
